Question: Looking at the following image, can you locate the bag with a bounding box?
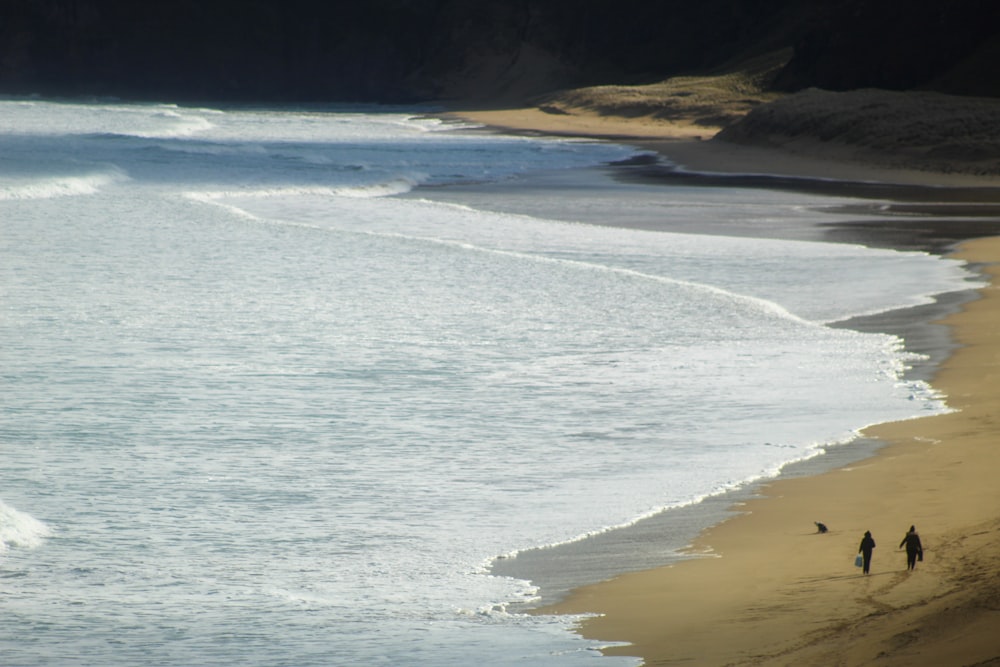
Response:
[855,554,864,567]
[918,550,924,562]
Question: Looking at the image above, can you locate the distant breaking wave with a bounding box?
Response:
[0,168,129,200]
[129,109,216,139]
[79,108,216,140]
[186,177,423,203]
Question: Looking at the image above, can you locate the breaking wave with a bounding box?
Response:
[0,500,51,552]
[0,168,129,200]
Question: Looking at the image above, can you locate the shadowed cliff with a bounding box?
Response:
[1,0,997,103]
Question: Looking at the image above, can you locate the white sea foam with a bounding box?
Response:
[128,108,215,138]
[187,177,422,202]
[0,100,216,139]
[0,168,129,200]
[0,501,51,552]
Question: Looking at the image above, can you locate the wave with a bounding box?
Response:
[147,141,271,158]
[185,176,422,204]
[142,109,216,138]
[90,107,216,140]
[147,140,350,167]
[334,177,423,198]
[0,167,129,200]
[0,500,51,552]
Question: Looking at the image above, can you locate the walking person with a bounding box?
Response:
[900,525,923,570]
[858,530,876,575]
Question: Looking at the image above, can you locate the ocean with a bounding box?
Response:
[0,100,979,666]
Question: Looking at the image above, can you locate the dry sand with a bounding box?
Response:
[450,50,787,144]
[448,98,1000,665]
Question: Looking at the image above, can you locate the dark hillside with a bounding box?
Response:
[0,0,997,102]
[773,0,1000,97]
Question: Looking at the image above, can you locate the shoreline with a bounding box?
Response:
[447,106,1000,189]
[445,107,1000,663]
[543,236,1000,665]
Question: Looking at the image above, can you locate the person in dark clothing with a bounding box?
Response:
[900,525,923,570]
[858,530,876,574]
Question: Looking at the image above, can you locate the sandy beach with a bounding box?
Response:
[450,103,1000,665]
[543,237,1000,666]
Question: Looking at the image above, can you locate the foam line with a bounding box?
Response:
[351,225,818,327]
[186,176,420,202]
